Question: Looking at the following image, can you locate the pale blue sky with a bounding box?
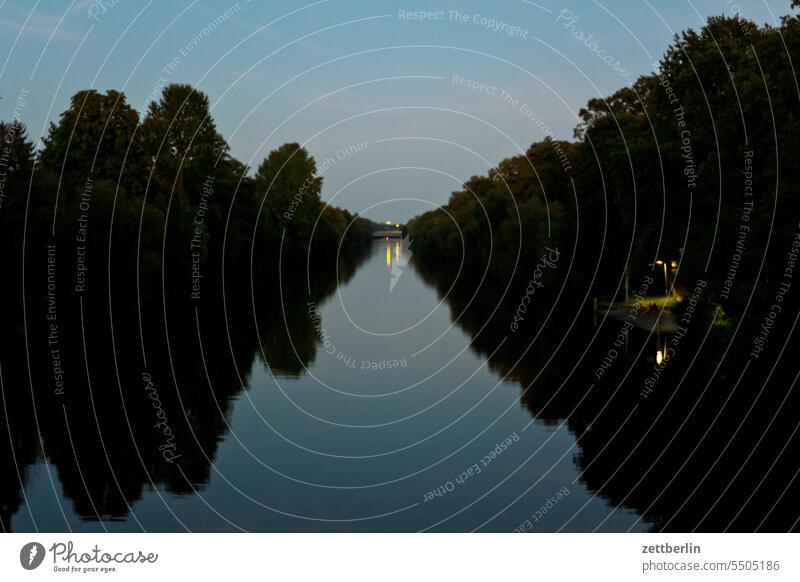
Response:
[0,0,792,220]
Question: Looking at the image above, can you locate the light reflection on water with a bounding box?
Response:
[8,242,647,532]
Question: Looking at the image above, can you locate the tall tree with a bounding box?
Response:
[0,121,35,218]
[40,89,143,200]
[140,84,229,211]
[254,143,322,249]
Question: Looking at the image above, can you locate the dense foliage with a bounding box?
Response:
[409,12,800,328]
[1,83,374,303]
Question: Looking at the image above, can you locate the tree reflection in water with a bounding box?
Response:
[413,257,800,532]
[0,237,371,529]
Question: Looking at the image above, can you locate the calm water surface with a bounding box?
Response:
[9,241,646,532]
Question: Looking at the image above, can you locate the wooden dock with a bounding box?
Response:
[596,300,680,333]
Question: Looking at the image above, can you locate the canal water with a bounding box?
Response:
[5,239,648,532]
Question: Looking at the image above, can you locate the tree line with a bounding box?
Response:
[0,83,374,302]
[409,10,800,330]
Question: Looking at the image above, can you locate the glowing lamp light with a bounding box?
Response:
[656,350,664,365]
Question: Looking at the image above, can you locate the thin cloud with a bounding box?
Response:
[0,5,83,42]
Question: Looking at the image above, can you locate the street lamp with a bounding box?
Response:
[655,260,669,297]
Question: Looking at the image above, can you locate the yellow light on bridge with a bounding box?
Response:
[395,223,400,228]
[386,220,392,225]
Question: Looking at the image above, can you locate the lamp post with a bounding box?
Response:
[655,260,669,297]
[656,259,677,297]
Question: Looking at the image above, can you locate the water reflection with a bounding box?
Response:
[0,238,370,530]
[413,256,800,531]
[1,240,797,531]
[384,240,406,271]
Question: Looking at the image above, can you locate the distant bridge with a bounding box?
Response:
[372,228,404,239]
